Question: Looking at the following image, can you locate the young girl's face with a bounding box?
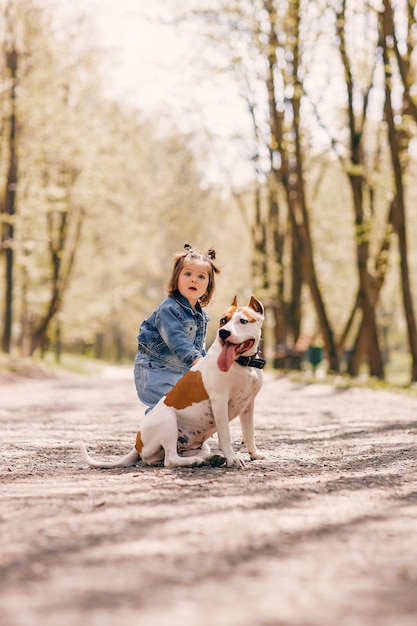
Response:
[177,260,210,308]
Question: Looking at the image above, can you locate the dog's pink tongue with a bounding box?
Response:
[217,342,238,372]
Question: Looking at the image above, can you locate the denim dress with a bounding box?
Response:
[134,292,210,411]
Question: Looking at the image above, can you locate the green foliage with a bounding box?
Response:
[0,0,254,360]
[1,0,417,379]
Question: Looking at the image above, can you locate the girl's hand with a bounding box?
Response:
[192,356,203,366]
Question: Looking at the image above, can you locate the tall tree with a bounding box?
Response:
[264,0,339,371]
[379,0,417,381]
[0,1,18,353]
[177,0,340,370]
[334,0,385,378]
[7,2,104,356]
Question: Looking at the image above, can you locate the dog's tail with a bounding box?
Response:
[79,441,139,469]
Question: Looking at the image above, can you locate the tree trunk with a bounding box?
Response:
[28,200,83,356]
[341,200,395,372]
[380,0,417,382]
[337,0,384,378]
[264,0,339,372]
[1,42,18,354]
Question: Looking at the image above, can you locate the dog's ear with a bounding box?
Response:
[248,296,264,316]
[231,295,238,307]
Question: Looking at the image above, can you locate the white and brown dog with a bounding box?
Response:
[80,296,265,469]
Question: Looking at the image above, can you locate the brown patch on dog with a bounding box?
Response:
[135,431,144,453]
[219,306,237,327]
[242,309,259,323]
[164,369,209,410]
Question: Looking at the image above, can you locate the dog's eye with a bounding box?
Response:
[219,317,227,326]
[240,318,249,324]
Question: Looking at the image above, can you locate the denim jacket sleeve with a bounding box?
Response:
[156,303,202,366]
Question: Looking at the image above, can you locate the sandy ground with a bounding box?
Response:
[1,366,417,626]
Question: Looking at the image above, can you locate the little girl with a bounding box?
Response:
[134,243,220,411]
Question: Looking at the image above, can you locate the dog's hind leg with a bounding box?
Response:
[140,404,206,467]
[180,441,211,458]
[161,427,208,468]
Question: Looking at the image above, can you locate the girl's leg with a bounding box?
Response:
[134,357,184,410]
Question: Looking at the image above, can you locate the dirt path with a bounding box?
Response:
[1,368,417,626]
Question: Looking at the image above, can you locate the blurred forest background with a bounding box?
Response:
[1,0,417,384]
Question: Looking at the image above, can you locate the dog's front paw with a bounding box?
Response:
[249,452,266,461]
[226,456,245,469]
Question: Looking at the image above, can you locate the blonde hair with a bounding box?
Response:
[168,243,220,307]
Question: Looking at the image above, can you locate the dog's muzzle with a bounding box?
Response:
[219,328,231,341]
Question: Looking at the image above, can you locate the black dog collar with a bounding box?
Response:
[236,355,266,369]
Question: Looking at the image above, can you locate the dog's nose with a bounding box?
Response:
[219,328,231,341]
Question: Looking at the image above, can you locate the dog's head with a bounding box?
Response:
[216,296,264,372]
